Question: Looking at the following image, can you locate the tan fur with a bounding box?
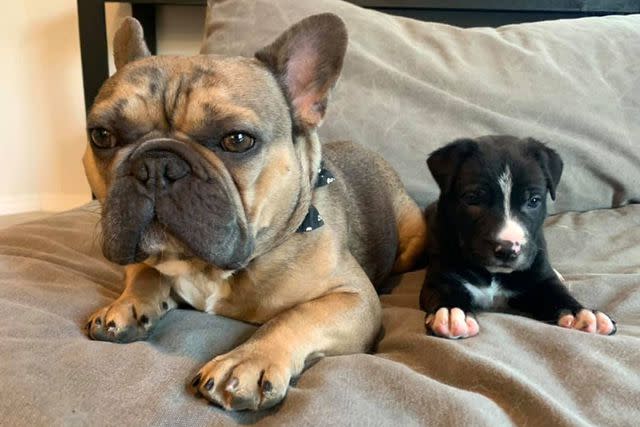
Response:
[393,194,427,273]
[87,264,177,340]
[84,16,426,411]
[82,148,107,201]
[234,144,299,232]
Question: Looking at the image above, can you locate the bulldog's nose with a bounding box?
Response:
[132,151,190,188]
[494,240,521,261]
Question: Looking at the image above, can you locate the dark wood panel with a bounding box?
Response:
[89,0,640,12]
[132,3,157,54]
[77,0,109,113]
[107,0,205,4]
[350,0,640,13]
[378,9,614,26]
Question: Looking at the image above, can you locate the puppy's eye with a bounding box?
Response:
[90,128,117,149]
[462,190,485,205]
[527,195,542,209]
[221,132,255,153]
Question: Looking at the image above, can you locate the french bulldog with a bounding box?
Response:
[419,135,616,339]
[82,14,426,410]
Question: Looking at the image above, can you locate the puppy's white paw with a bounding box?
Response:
[425,307,479,339]
[557,309,616,335]
[191,345,292,411]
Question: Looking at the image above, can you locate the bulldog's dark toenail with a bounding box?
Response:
[107,320,116,329]
[262,380,273,392]
[162,301,168,310]
[95,318,102,326]
[191,374,201,387]
[131,306,137,320]
[204,378,214,390]
[140,315,149,325]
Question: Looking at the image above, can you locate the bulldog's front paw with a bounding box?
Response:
[557,309,616,335]
[190,346,292,411]
[86,297,175,343]
[425,307,479,339]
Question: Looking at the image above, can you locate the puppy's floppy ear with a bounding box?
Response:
[525,138,563,200]
[255,13,348,131]
[427,138,478,193]
[113,17,151,70]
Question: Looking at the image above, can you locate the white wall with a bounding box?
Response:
[0,2,204,214]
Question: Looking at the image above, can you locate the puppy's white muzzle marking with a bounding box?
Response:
[497,219,526,250]
[496,166,527,247]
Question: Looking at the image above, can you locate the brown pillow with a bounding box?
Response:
[202,0,640,213]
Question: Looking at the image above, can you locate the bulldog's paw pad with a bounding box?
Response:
[191,350,291,411]
[425,307,479,339]
[557,309,616,335]
[86,298,175,343]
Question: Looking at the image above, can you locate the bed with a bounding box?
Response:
[1,0,639,424]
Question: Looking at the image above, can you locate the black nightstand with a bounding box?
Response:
[77,0,640,113]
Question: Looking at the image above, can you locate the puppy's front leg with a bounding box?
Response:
[420,271,480,339]
[86,263,177,342]
[508,276,616,335]
[191,280,380,411]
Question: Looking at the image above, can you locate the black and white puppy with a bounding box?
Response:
[420,135,616,339]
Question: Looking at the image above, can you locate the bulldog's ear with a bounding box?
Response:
[427,138,478,193]
[255,13,348,131]
[113,17,151,70]
[525,138,563,200]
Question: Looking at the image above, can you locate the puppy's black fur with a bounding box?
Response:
[420,135,615,333]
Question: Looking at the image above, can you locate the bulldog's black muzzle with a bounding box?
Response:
[101,139,253,269]
[131,149,191,189]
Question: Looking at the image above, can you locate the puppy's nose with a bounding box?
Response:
[494,240,521,261]
[132,151,190,188]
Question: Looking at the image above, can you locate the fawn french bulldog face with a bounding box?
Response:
[83,15,347,269]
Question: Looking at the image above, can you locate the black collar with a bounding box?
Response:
[296,161,335,233]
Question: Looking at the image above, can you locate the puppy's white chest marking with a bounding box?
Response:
[463,278,514,310]
[154,260,232,313]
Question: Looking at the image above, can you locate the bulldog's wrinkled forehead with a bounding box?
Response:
[88,55,292,140]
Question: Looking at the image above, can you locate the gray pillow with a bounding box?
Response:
[202,0,640,213]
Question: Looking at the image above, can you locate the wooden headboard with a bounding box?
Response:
[351,0,639,27]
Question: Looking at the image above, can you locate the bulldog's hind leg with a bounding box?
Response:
[392,194,427,273]
[86,264,176,343]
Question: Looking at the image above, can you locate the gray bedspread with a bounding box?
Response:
[0,203,638,426]
[2,1,639,424]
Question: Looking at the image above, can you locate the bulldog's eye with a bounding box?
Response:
[526,195,542,209]
[221,132,255,153]
[90,128,117,149]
